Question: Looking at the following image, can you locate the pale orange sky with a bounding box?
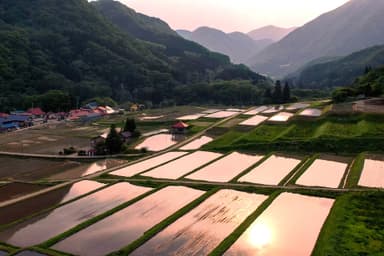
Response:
[121,0,350,32]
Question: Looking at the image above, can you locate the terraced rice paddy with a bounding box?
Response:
[0,183,151,247]
[239,115,268,126]
[225,193,334,256]
[300,108,322,117]
[244,106,269,115]
[238,155,302,185]
[179,136,213,150]
[358,159,384,188]
[0,180,105,225]
[262,106,284,114]
[135,134,182,151]
[142,151,222,179]
[186,152,263,182]
[131,190,268,256]
[13,251,46,256]
[296,159,348,188]
[111,151,187,177]
[0,183,48,203]
[176,113,205,120]
[52,186,204,256]
[286,103,310,111]
[268,112,294,122]
[205,111,238,119]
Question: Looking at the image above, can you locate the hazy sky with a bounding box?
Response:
[122,0,350,32]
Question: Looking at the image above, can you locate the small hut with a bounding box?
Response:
[171,121,189,134]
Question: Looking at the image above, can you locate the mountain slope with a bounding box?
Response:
[248,0,384,78]
[177,27,272,64]
[0,0,266,110]
[289,45,384,89]
[247,25,297,42]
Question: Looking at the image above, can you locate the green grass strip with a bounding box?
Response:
[278,155,311,186]
[209,191,281,256]
[344,153,365,188]
[110,188,220,255]
[40,186,161,248]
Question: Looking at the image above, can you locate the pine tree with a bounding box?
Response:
[273,80,282,103]
[283,81,291,103]
[105,124,122,154]
[124,118,136,133]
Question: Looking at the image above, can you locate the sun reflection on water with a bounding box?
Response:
[247,222,273,249]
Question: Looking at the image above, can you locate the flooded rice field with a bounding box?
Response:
[202,109,220,114]
[0,183,151,247]
[238,155,302,185]
[0,182,49,203]
[111,151,187,177]
[142,151,223,179]
[179,136,213,150]
[299,108,322,117]
[244,106,269,115]
[225,193,334,256]
[296,159,347,188]
[262,106,284,114]
[135,134,184,151]
[48,159,126,180]
[286,103,310,111]
[131,190,268,256]
[0,251,7,256]
[186,152,263,182]
[239,115,268,126]
[13,251,47,256]
[176,113,205,120]
[52,186,204,256]
[205,111,238,119]
[268,112,294,122]
[0,180,105,226]
[358,159,384,188]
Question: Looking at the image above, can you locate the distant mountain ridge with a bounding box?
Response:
[288,45,384,89]
[247,0,384,78]
[177,27,273,64]
[247,25,297,42]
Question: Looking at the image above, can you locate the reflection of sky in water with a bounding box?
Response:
[296,159,347,188]
[142,151,222,179]
[135,134,183,151]
[180,136,213,150]
[225,193,334,256]
[59,180,105,203]
[53,186,204,256]
[239,155,301,185]
[358,159,384,188]
[187,152,263,182]
[111,151,187,177]
[131,190,267,256]
[2,183,151,247]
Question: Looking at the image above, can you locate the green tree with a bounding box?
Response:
[273,80,282,103]
[105,124,123,154]
[124,118,136,133]
[283,81,291,102]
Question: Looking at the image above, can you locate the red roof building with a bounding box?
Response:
[27,108,45,116]
[0,113,9,118]
[172,121,189,129]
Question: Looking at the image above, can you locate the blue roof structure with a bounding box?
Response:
[6,115,30,122]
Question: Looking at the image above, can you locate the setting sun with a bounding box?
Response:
[248,222,273,248]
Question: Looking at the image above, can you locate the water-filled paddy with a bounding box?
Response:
[296,159,347,188]
[186,152,263,182]
[52,186,204,256]
[131,190,268,256]
[268,112,294,122]
[244,106,268,115]
[225,193,334,256]
[142,151,222,179]
[238,155,302,185]
[300,108,322,117]
[180,136,213,150]
[205,111,238,119]
[13,251,47,256]
[135,134,183,151]
[0,180,105,225]
[286,103,310,111]
[0,183,151,247]
[0,183,48,203]
[358,159,384,188]
[111,151,187,177]
[176,113,205,120]
[262,106,284,114]
[239,115,268,126]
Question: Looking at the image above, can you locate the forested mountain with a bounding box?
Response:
[332,65,384,102]
[176,27,272,64]
[248,0,384,78]
[288,45,384,89]
[247,25,296,42]
[0,0,267,111]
